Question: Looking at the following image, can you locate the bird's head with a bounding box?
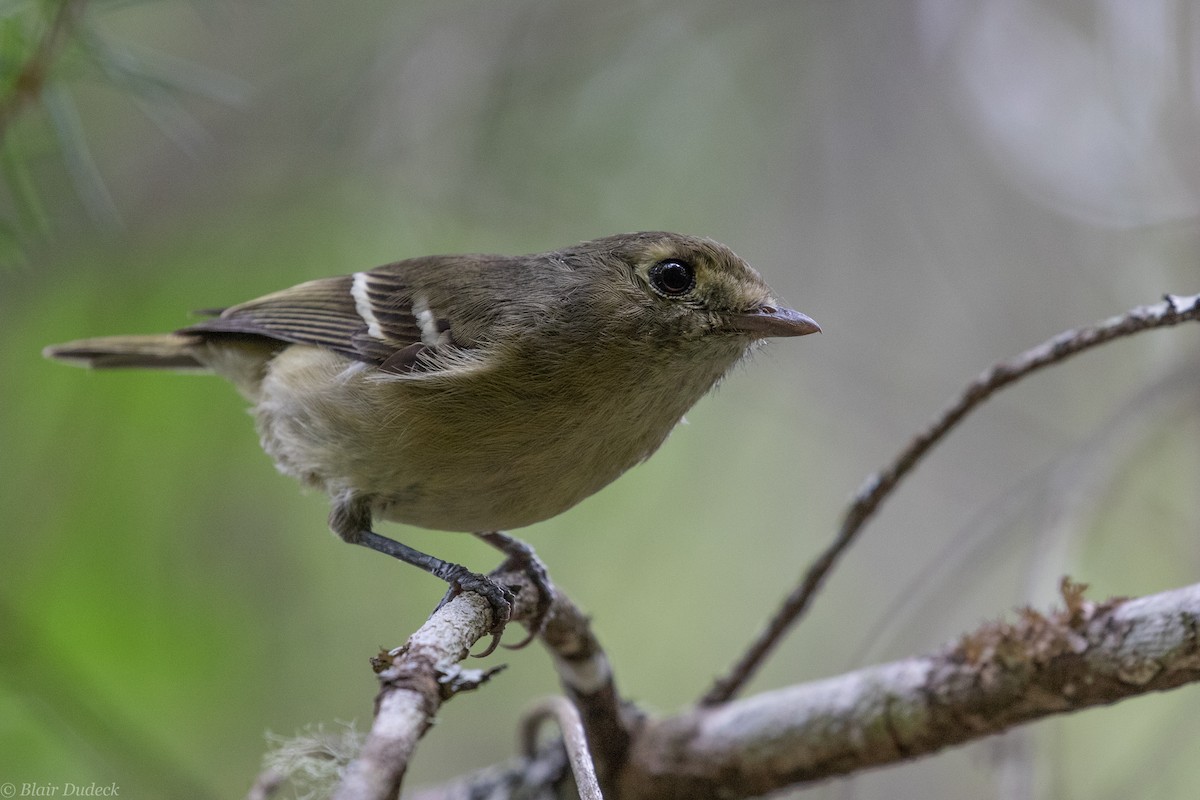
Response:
[569,231,820,345]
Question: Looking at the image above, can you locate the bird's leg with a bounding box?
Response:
[475,531,555,649]
[353,529,514,657]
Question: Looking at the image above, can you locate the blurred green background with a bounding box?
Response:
[2,1,1198,798]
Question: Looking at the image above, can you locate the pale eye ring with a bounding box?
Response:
[648,259,695,296]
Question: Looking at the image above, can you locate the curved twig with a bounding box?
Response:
[701,293,1200,706]
[521,697,604,800]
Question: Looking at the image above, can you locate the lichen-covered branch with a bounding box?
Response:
[326,556,631,800]
[406,580,1200,799]
[329,591,502,800]
[622,580,1200,799]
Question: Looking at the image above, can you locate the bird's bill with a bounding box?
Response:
[725,304,821,338]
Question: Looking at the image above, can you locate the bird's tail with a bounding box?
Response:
[43,333,206,370]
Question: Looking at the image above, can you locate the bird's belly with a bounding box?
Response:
[371,405,672,531]
[254,343,736,533]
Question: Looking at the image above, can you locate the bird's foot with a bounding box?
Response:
[476,531,555,650]
[433,565,516,658]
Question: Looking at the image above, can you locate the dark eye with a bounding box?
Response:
[648,259,695,297]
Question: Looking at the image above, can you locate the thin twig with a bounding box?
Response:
[701,293,1200,706]
[0,0,87,143]
[848,363,1198,670]
[521,697,604,800]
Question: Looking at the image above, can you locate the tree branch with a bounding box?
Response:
[534,576,636,789]
[328,554,632,800]
[623,579,1200,799]
[413,579,1200,799]
[329,591,503,800]
[701,292,1200,706]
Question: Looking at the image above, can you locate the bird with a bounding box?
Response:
[44,231,820,651]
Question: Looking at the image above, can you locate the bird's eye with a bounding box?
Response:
[648,260,696,297]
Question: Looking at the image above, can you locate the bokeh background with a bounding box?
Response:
[3,1,1199,797]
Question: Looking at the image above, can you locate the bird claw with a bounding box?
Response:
[433,533,555,655]
[500,551,554,650]
[435,569,515,658]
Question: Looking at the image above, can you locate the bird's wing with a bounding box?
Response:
[182,262,452,373]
